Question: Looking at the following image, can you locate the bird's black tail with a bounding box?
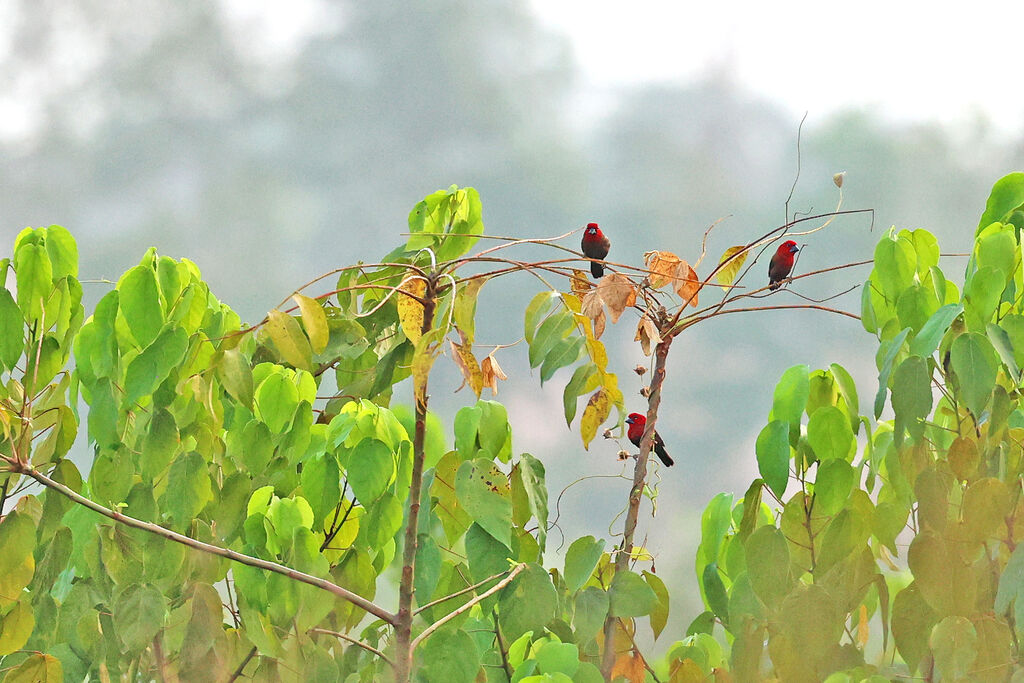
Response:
[591,261,604,279]
[655,443,674,467]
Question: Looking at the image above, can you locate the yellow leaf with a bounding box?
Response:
[581,290,606,340]
[291,293,329,354]
[674,260,700,307]
[411,327,444,407]
[715,245,749,292]
[596,273,637,324]
[265,309,313,371]
[570,269,592,297]
[580,388,611,449]
[454,278,486,344]
[644,250,682,289]
[481,352,508,395]
[448,334,484,398]
[397,276,427,344]
[668,658,706,683]
[857,603,869,648]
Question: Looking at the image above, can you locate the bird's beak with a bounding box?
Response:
[790,245,800,254]
[625,417,633,424]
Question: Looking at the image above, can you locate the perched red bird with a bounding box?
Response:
[625,413,674,467]
[768,240,800,290]
[581,222,611,278]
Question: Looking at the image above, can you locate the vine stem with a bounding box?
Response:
[309,629,393,665]
[601,333,673,677]
[1,457,395,625]
[394,277,438,682]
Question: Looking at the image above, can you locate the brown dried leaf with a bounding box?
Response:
[480,352,508,395]
[644,250,682,289]
[634,315,662,356]
[448,333,483,397]
[674,260,700,307]
[570,269,592,297]
[581,290,606,340]
[596,273,637,324]
[611,651,647,683]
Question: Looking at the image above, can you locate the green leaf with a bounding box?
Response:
[950,332,998,417]
[528,310,574,368]
[118,264,163,347]
[499,564,556,640]
[0,289,23,371]
[874,326,911,418]
[609,569,657,617]
[44,225,78,279]
[564,536,605,594]
[891,355,933,441]
[909,303,962,357]
[701,563,729,627]
[454,278,486,344]
[255,370,299,434]
[292,294,329,354]
[2,654,63,683]
[987,322,1020,380]
[420,628,480,682]
[573,586,609,642]
[266,309,313,371]
[0,599,34,656]
[161,453,213,528]
[929,616,978,680]
[113,584,167,653]
[478,400,512,460]
[806,406,854,461]
[414,533,442,605]
[540,335,584,383]
[698,492,734,566]
[978,172,1024,231]
[346,438,394,506]
[873,232,917,300]
[536,641,579,676]
[964,266,1003,333]
[562,363,598,426]
[814,459,855,516]
[770,364,809,429]
[518,453,548,553]
[217,348,254,408]
[995,542,1024,639]
[140,409,179,481]
[301,452,340,526]
[524,291,558,345]
[0,512,36,610]
[755,420,789,499]
[829,362,860,428]
[15,242,52,324]
[124,326,189,403]
[455,458,513,547]
[465,523,512,585]
[976,224,1017,280]
[744,526,791,608]
[643,570,670,640]
[896,284,939,335]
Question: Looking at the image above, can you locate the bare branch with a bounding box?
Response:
[309,628,393,665]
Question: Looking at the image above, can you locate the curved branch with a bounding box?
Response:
[4,459,396,626]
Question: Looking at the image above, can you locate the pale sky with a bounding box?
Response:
[529,0,1024,133]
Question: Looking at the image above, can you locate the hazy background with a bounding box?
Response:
[2,0,1021,643]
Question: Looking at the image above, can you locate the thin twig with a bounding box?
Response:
[309,628,394,665]
[410,564,527,653]
[413,567,514,615]
[226,646,257,683]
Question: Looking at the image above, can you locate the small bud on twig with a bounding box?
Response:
[833,171,846,188]
[634,365,647,376]
[617,450,630,461]
[640,386,651,398]
[602,428,613,440]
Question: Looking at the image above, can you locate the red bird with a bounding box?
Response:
[581,222,611,278]
[625,413,674,467]
[768,240,799,290]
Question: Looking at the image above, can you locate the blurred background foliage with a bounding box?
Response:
[1,0,1019,640]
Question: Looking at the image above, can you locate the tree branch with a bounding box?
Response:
[309,628,393,665]
[3,459,396,626]
[410,563,526,653]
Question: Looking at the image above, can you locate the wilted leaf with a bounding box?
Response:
[596,273,637,324]
[833,171,846,188]
[570,269,592,297]
[397,276,427,344]
[610,651,646,683]
[716,246,748,292]
[454,277,486,344]
[581,290,606,339]
[449,333,484,397]
[480,352,508,395]
[634,315,661,356]
[675,260,701,306]
[645,250,682,289]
